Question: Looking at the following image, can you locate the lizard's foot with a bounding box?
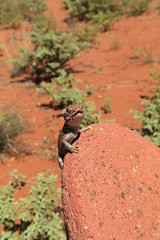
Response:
[79,125,93,133]
[58,156,64,170]
[71,145,79,153]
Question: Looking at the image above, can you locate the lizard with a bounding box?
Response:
[58,102,87,170]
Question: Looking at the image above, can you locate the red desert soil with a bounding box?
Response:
[0,0,160,193]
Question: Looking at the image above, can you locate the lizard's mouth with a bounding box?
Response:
[64,103,85,124]
[73,109,84,115]
[71,109,84,119]
[65,110,84,124]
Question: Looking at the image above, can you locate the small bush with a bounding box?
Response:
[86,85,93,96]
[0,0,47,29]
[17,0,47,21]
[150,68,160,92]
[109,38,121,50]
[131,69,160,147]
[76,25,98,46]
[0,171,66,240]
[132,45,158,64]
[102,97,112,114]
[37,82,55,95]
[126,0,151,16]
[131,92,160,147]
[81,102,101,128]
[38,75,101,126]
[0,112,26,155]
[0,112,6,123]
[63,0,152,31]
[11,27,89,83]
[63,0,120,31]
[54,85,86,108]
[37,74,77,95]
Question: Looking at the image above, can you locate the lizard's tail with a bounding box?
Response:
[58,155,64,170]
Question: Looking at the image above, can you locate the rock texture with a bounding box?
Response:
[62,123,160,240]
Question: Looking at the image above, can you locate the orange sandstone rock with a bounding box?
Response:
[62,123,160,240]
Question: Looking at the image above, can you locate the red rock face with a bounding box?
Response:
[62,123,160,240]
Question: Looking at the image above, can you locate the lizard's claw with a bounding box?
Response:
[87,126,93,130]
[79,125,93,133]
[71,145,79,153]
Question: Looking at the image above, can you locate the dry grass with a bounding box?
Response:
[0,112,30,156]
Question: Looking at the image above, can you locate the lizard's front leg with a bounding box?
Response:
[62,132,80,153]
[62,139,79,153]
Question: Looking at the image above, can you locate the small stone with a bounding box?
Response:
[133,167,136,173]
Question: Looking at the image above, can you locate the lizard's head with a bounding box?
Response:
[64,103,84,127]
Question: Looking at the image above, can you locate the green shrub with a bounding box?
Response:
[63,0,120,31]
[17,0,47,21]
[81,102,101,128]
[0,0,21,28]
[131,69,160,147]
[37,74,77,95]
[10,5,95,90]
[132,45,158,64]
[86,85,93,96]
[63,0,120,21]
[63,0,152,31]
[150,68,160,92]
[0,171,66,240]
[37,82,56,95]
[0,112,26,155]
[0,112,6,123]
[126,0,151,16]
[76,25,98,46]
[131,92,160,147]
[37,75,101,126]
[11,27,89,83]
[102,96,112,114]
[0,0,47,29]
[54,85,86,108]
[33,15,57,33]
